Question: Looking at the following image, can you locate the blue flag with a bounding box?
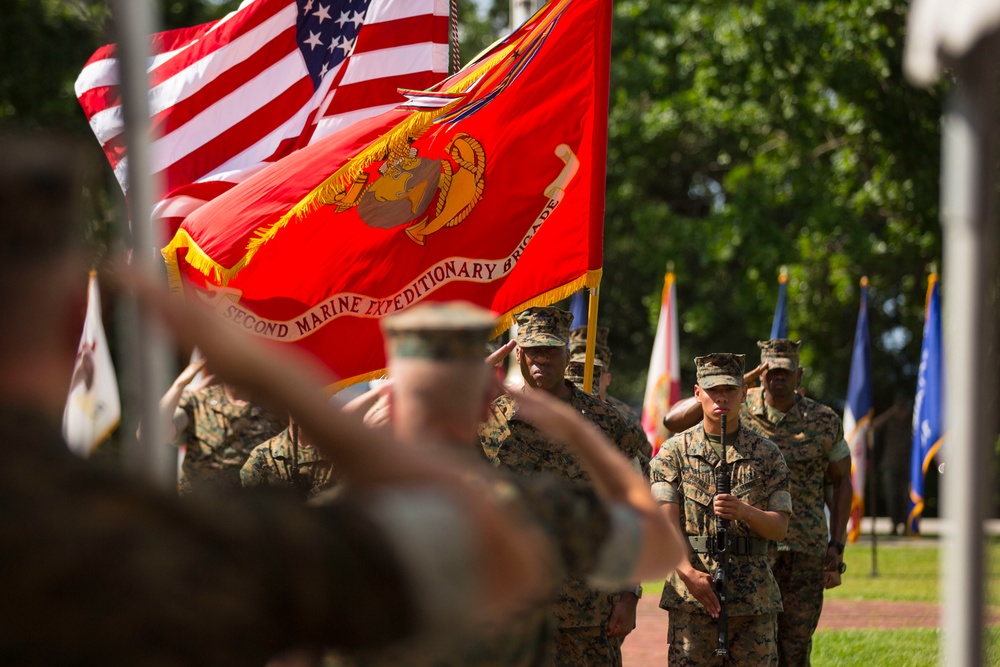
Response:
[569,289,588,329]
[908,274,945,536]
[844,277,873,541]
[770,272,788,339]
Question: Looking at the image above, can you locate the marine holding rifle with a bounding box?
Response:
[651,353,791,666]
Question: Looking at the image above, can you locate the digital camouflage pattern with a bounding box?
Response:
[568,327,653,481]
[177,385,287,494]
[605,394,652,481]
[769,550,825,666]
[757,339,801,371]
[742,388,849,556]
[741,386,849,667]
[479,381,644,629]
[651,422,791,616]
[569,325,611,366]
[553,626,618,667]
[340,467,619,667]
[240,428,336,499]
[667,609,778,666]
[514,307,573,347]
[0,408,420,666]
[695,353,745,389]
[565,358,603,396]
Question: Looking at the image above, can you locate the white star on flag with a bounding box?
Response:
[314,3,331,22]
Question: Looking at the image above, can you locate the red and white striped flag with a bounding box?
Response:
[642,270,681,455]
[75,0,448,237]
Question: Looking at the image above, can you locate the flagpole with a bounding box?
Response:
[582,287,600,394]
[111,0,176,489]
[939,35,999,666]
[868,420,878,577]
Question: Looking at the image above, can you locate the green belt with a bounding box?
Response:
[688,535,769,556]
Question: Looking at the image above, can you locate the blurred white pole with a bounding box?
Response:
[939,34,999,667]
[111,0,177,489]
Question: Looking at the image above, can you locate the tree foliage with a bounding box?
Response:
[604,0,945,409]
[0,0,949,412]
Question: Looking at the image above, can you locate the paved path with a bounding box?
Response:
[620,594,1000,665]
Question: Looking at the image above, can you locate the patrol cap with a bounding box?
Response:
[381,301,496,361]
[757,339,801,371]
[565,359,602,396]
[514,307,572,347]
[568,326,611,364]
[695,353,745,389]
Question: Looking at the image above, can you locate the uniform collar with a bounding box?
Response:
[689,423,745,466]
[749,387,803,425]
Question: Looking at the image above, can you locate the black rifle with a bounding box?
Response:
[712,413,732,661]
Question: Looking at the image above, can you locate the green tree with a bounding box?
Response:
[605,0,945,409]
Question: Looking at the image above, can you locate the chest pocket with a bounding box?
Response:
[730,474,767,508]
[781,438,827,486]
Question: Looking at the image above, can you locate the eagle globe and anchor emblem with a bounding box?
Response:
[329,133,486,246]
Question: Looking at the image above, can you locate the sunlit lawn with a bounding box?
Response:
[642,538,1000,666]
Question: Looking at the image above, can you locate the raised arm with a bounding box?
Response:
[514,387,685,581]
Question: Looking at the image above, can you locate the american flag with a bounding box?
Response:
[75,0,448,236]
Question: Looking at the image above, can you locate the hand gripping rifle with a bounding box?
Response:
[712,413,732,661]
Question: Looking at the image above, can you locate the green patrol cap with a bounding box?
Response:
[695,353,745,389]
[757,339,801,371]
[565,358,602,396]
[569,325,611,365]
[514,307,572,347]
[382,301,496,361]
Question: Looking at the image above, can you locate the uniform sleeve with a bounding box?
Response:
[240,446,266,488]
[650,441,681,505]
[828,415,850,462]
[762,442,793,515]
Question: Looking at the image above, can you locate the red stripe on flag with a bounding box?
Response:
[150,29,299,138]
[352,15,448,54]
[148,0,292,89]
[321,72,441,116]
[155,76,314,191]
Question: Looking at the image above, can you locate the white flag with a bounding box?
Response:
[63,272,121,457]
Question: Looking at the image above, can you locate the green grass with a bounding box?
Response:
[812,628,1000,666]
[641,538,1000,665]
[827,538,1000,606]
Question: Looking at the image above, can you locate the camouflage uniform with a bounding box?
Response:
[0,408,447,666]
[176,384,287,494]
[652,353,791,667]
[338,302,647,667]
[741,340,850,666]
[481,309,644,666]
[569,326,653,480]
[240,428,336,499]
[343,468,642,667]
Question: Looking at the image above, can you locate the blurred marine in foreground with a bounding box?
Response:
[0,133,559,665]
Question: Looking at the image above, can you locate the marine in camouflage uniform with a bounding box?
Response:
[569,326,653,480]
[744,340,852,667]
[176,384,287,494]
[652,353,791,667]
[480,307,644,667]
[240,424,336,499]
[338,302,651,667]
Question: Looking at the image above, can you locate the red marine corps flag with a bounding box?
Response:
[163,0,612,386]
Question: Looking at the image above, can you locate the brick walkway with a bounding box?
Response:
[620,594,1000,665]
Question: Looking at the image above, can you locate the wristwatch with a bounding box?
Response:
[829,540,846,555]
